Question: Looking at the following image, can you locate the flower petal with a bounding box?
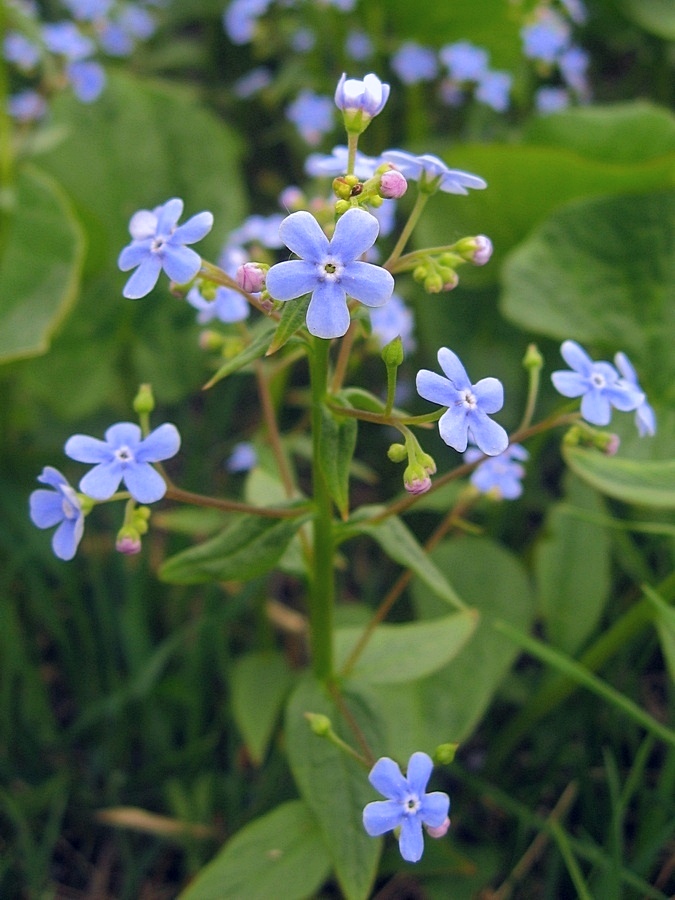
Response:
[405,752,433,795]
[104,422,142,447]
[467,409,509,456]
[580,390,611,426]
[30,490,65,529]
[604,384,643,412]
[37,466,69,490]
[473,377,504,414]
[306,282,350,338]
[363,799,403,836]
[118,239,152,271]
[52,516,83,561]
[65,433,114,464]
[551,370,587,398]
[122,462,167,503]
[161,244,202,285]
[136,423,181,463]
[172,210,214,245]
[278,210,329,262]
[79,461,124,500]
[155,197,184,235]
[330,208,380,261]
[559,339,592,375]
[368,756,408,800]
[420,791,450,828]
[437,347,471,391]
[416,370,457,407]
[399,816,425,862]
[438,407,470,452]
[123,255,163,299]
[266,260,317,301]
[341,261,394,307]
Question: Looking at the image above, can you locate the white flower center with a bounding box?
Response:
[459,388,477,409]
[403,792,421,816]
[318,257,344,283]
[151,236,167,253]
[590,372,606,389]
[115,445,135,465]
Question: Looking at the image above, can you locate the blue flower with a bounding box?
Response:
[226,442,258,473]
[417,348,509,456]
[475,70,512,112]
[391,42,439,85]
[65,422,181,503]
[363,752,450,863]
[8,89,47,121]
[29,467,85,561]
[614,352,656,437]
[67,60,105,102]
[286,90,335,146]
[551,340,644,426]
[334,72,390,118]
[464,444,529,499]
[305,145,380,180]
[535,86,569,113]
[521,9,571,63]
[42,21,95,60]
[187,246,250,324]
[439,41,489,82]
[3,32,41,71]
[118,198,214,299]
[265,208,394,339]
[369,293,416,352]
[381,150,486,195]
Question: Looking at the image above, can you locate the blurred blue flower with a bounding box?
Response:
[223,0,271,44]
[370,293,416,352]
[187,247,250,324]
[551,340,644,426]
[559,45,590,94]
[345,30,373,61]
[226,442,258,473]
[614,352,656,437]
[42,21,95,60]
[363,752,450,863]
[228,213,286,249]
[475,70,512,112]
[67,59,105,102]
[464,444,529,499]
[381,150,486,195]
[3,31,41,70]
[305,145,380,179]
[535,86,569,113]
[62,0,113,20]
[65,422,181,503]
[233,66,273,98]
[417,347,509,455]
[439,41,489,81]
[30,467,85,561]
[8,89,47,121]
[521,9,571,63]
[287,90,335,145]
[391,42,438,85]
[118,198,214,298]
[266,208,394,339]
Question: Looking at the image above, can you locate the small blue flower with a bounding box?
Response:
[391,42,438,85]
[475,70,512,112]
[265,208,394,339]
[305,145,380,180]
[227,442,258,473]
[65,422,181,503]
[334,72,390,118]
[42,21,95,60]
[551,341,644,426]
[30,467,85,561]
[535,86,569,114]
[8,89,47,121]
[345,30,373,62]
[370,293,416,352]
[286,90,335,146]
[381,150,486,195]
[464,444,529,499]
[417,348,509,456]
[118,198,214,299]
[187,246,250,324]
[614,352,656,437]
[363,752,450,863]
[439,41,489,82]
[521,9,571,63]
[67,59,105,102]
[223,0,271,44]
[3,32,41,71]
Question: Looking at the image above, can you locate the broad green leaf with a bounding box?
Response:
[349,509,466,610]
[202,319,277,389]
[563,446,675,509]
[535,476,610,654]
[159,512,310,584]
[501,191,675,393]
[644,586,675,684]
[415,146,674,286]
[0,165,85,363]
[523,102,675,164]
[621,0,675,39]
[336,610,477,684]
[319,404,357,520]
[338,386,387,414]
[230,652,295,764]
[285,675,383,900]
[266,296,310,355]
[179,800,331,900]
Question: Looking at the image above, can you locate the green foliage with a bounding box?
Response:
[564,446,675,508]
[230,651,295,764]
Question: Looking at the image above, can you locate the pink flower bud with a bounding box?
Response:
[425,816,451,839]
[116,533,142,555]
[603,434,620,456]
[404,465,432,495]
[237,262,266,293]
[442,271,459,292]
[379,169,408,199]
[471,235,493,266]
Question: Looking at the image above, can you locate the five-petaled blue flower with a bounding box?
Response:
[65,422,181,503]
[118,198,214,299]
[550,340,643,427]
[381,150,487,195]
[334,72,390,117]
[417,348,509,456]
[265,208,395,339]
[464,444,529,499]
[29,467,85,561]
[363,752,450,863]
[614,351,656,437]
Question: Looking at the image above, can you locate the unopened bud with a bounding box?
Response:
[116,528,142,555]
[425,817,451,839]
[439,268,459,292]
[419,451,437,476]
[424,272,444,294]
[379,169,407,199]
[387,442,407,463]
[598,432,620,455]
[333,177,354,201]
[335,199,351,216]
[133,383,155,416]
[455,235,493,266]
[523,343,544,371]
[237,262,266,293]
[404,464,432,495]
[434,742,459,765]
[381,335,404,368]
[304,712,332,736]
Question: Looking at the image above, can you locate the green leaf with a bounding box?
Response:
[178,800,331,900]
[0,165,85,363]
[336,610,477,684]
[644,586,675,684]
[231,652,295,764]
[349,509,466,609]
[319,404,357,520]
[535,476,611,654]
[202,319,276,389]
[337,386,387,414]
[285,675,382,900]
[523,102,675,165]
[563,446,675,509]
[621,0,675,39]
[501,191,675,394]
[266,296,310,355]
[159,512,310,584]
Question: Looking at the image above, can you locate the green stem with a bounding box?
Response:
[308,338,335,680]
[346,132,359,176]
[383,190,430,271]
